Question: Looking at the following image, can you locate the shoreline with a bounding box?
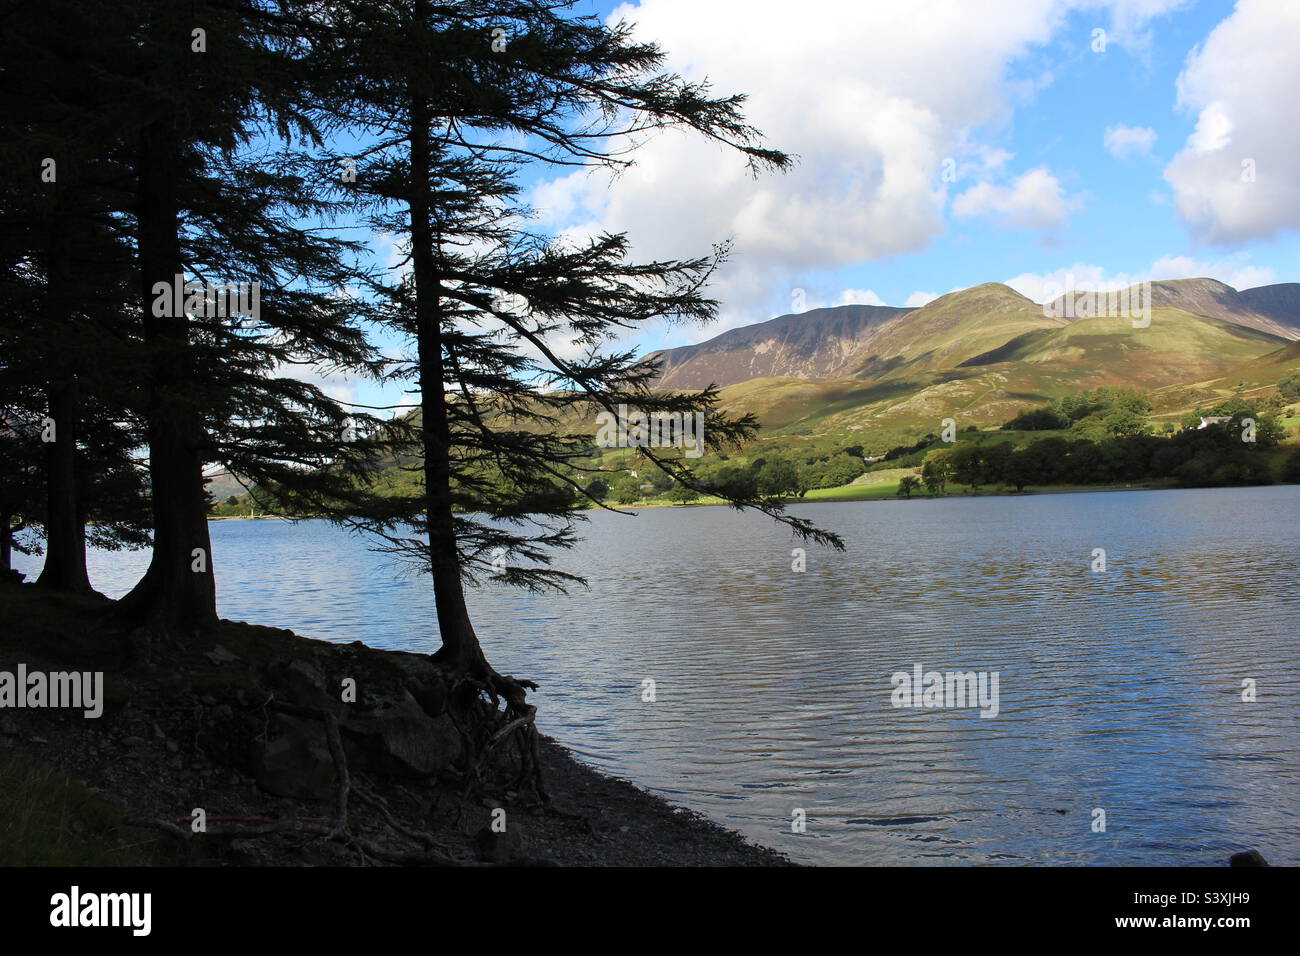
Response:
[0,582,789,867]
[207,478,1295,521]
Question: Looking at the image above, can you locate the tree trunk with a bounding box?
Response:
[113,119,218,633]
[408,86,491,679]
[35,211,92,594]
[398,8,543,801]
[35,380,92,592]
[1,510,12,575]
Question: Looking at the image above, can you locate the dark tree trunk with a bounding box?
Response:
[35,380,92,593]
[1,510,12,574]
[114,119,218,633]
[408,87,491,678]
[35,213,91,594]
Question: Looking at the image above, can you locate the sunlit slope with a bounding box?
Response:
[960,308,1287,384]
[714,308,1290,446]
[1150,341,1300,418]
[1047,278,1300,341]
[846,282,1068,377]
[344,286,1296,467]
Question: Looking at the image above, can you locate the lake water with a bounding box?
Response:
[17,486,1300,865]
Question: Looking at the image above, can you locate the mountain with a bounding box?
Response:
[647,284,1070,389]
[646,304,912,388]
[639,277,1299,449]
[222,277,1299,509]
[652,277,1300,390]
[843,283,1065,377]
[1047,278,1300,341]
[710,307,1289,445]
[1150,339,1300,415]
[1236,282,1300,332]
[959,307,1286,383]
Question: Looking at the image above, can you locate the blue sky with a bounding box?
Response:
[335,0,1300,412]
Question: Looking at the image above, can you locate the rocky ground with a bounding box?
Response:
[0,581,789,867]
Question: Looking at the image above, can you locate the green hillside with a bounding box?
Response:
[709,305,1291,452]
[209,278,1300,516]
[847,282,1067,376]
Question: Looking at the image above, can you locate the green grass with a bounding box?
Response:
[0,752,172,865]
[804,480,909,500]
[794,478,1165,502]
[594,472,1177,508]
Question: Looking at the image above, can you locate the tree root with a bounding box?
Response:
[129,699,461,866]
[447,668,549,810]
[130,669,562,863]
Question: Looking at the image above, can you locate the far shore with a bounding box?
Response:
[207,478,1296,521]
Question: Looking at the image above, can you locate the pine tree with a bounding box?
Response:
[3,0,385,626]
[313,0,843,732]
[0,1,151,591]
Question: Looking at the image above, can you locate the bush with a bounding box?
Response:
[1282,447,1300,483]
[803,454,865,490]
[1002,406,1067,430]
[611,476,642,504]
[665,484,700,504]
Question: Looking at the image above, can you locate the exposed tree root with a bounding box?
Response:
[129,700,462,866]
[444,665,549,810]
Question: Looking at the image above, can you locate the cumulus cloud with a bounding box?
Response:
[1088,0,1193,60]
[528,0,1182,323]
[782,287,889,314]
[1164,0,1300,242]
[1004,254,1277,302]
[1104,124,1158,159]
[1148,254,1276,291]
[834,289,887,307]
[274,361,363,409]
[905,291,941,307]
[952,167,1081,229]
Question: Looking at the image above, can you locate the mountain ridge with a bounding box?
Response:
[648,278,1300,392]
[646,303,913,389]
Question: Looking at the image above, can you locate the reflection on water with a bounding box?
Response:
[19,485,1299,865]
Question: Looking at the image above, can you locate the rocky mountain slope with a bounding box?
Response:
[646,304,912,388]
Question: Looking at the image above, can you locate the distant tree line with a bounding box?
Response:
[918,398,1291,494]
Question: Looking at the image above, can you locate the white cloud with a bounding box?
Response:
[835,288,887,307]
[374,231,411,281]
[1185,101,1233,153]
[782,287,889,315]
[952,167,1081,229]
[1164,0,1300,242]
[1004,254,1277,302]
[905,291,941,307]
[529,0,1181,320]
[275,361,362,409]
[1005,263,1129,302]
[1104,124,1158,160]
[1148,254,1276,291]
[1086,0,1193,60]
[530,172,590,225]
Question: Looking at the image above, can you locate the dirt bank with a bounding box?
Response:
[0,581,788,867]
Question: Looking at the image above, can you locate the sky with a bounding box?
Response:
[336,0,1300,412]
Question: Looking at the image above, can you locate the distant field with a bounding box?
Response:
[804,480,911,500]
[796,479,1162,502]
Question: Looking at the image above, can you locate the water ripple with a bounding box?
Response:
[18,485,1299,865]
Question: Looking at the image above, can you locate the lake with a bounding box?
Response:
[16,485,1300,865]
